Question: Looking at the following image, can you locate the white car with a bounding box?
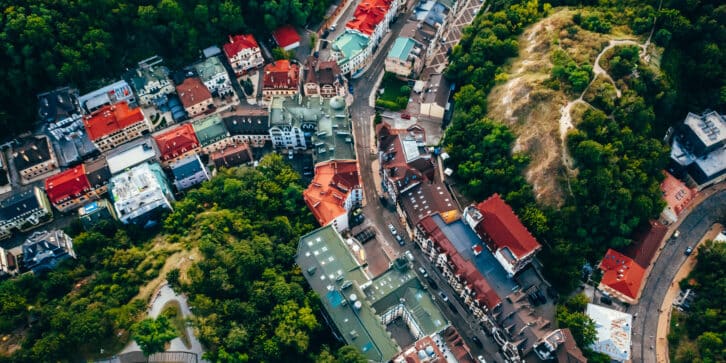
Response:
[477,356,487,363]
[404,250,414,262]
[388,223,397,235]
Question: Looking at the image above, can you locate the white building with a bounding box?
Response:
[170,154,210,191]
[586,304,633,362]
[193,56,233,97]
[109,162,174,225]
[223,34,264,76]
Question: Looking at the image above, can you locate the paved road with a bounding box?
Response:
[629,189,726,363]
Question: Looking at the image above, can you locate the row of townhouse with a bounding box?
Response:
[374,121,584,362]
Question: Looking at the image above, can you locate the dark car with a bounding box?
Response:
[600,295,613,305]
[426,276,438,290]
[396,234,405,246]
[471,335,483,348]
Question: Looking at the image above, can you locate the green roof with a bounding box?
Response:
[192,115,229,146]
[193,56,226,83]
[366,259,448,336]
[297,227,449,362]
[269,95,355,162]
[297,226,397,362]
[388,37,416,62]
[332,30,369,64]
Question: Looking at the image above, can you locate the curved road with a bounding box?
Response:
[629,189,726,363]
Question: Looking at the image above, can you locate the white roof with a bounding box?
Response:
[107,142,157,174]
[586,303,632,362]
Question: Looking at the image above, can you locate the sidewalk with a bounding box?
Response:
[655,223,723,363]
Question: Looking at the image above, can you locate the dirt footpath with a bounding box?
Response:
[656,223,723,362]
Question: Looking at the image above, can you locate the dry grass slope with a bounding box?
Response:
[487,8,641,206]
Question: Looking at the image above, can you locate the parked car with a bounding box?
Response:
[418,267,428,278]
[401,112,411,119]
[471,335,483,348]
[396,234,404,246]
[600,295,613,305]
[438,292,449,302]
[388,223,397,235]
[404,250,414,262]
[477,356,487,363]
[685,246,693,256]
[426,276,438,290]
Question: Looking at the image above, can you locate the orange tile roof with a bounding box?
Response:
[83,101,144,141]
[154,124,199,162]
[660,170,697,216]
[346,0,394,35]
[474,193,541,259]
[599,249,645,300]
[303,160,361,227]
[45,164,91,204]
[262,60,300,90]
[176,77,212,109]
[223,34,259,59]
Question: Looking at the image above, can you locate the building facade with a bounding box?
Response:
[153,124,201,166]
[0,187,53,240]
[261,60,300,104]
[83,101,150,152]
[193,56,233,97]
[223,34,264,76]
[223,113,270,147]
[192,115,232,154]
[170,154,210,191]
[302,56,347,98]
[129,56,175,106]
[176,77,213,118]
[13,136,59,183]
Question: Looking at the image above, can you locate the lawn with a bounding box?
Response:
[376,72,410,111]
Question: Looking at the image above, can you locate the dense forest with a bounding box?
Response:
[0,155,365,362]
[444,0,726,292]
[670,240,726,363]
[0,0,333,138]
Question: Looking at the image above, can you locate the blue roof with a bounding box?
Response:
[171,156,204,180]
[432,214,516,297]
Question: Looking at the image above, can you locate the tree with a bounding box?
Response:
[557,307,597,347]
[336,345,368,363]
[241,78,254,96]
[131,316,178,356]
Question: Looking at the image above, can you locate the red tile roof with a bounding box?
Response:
[346,0,394,35]
[474,193,541,259]
[44,164,91,204]
[303,160,361,227]
[661,171,697,216]
[83,101,145,141]
[176,77,212,109]
[223,34,259,59]
[272,25,301,48]
[154,124,200,162]
[263,60,300,90]
[626,220,668,268]
[599,248,645,300]
[211,143,253,168]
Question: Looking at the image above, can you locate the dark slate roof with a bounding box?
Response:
[171,155,205,181]
[223,114,270,135]
[37,87,79,123]
[85,157,111,188]
[21,231,72,274]
[13,137,53,171]
[0,189,41,220]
